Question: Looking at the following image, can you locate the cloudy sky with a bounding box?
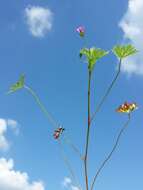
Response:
[0,0,143,190]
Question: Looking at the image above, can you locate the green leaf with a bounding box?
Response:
[112,44,138,59]
[79,48,90,58]
[8,74,25,94]
[80,47,109,72]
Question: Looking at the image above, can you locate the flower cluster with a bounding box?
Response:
[53,127,65,139]
[116,102,138,113]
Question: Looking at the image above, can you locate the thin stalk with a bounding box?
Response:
[58,140,82,190]
[84,70,92,190]
[63,135,83,160]
[24,85,58,128]
[90,114,131,190]
[24,84,81,188]
[24,85,81,160]
[91,59,122,123]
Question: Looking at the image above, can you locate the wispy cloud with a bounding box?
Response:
[25,5,53,38]
[0,118,19,151]
[62,177,81,190]
[119,0,143,76]
[0,158,44,190]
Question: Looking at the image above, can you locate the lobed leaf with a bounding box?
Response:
[80,47,109,72]
[112,44,138,59]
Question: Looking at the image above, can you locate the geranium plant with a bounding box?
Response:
[7,26,138,190]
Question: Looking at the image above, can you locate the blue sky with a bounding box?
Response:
[0,0,143,190]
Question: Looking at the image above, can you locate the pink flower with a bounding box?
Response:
[76,26,85,37]
[53,127,65,140]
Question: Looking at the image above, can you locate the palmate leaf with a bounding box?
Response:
[112,44,138,59]
[80,47,109,72]
[8,74,25,94]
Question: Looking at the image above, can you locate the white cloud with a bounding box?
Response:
[62,177,81,190]
[0,119,9,151]
[119,0,143,76]
[71,186,80,190]
[0,118,19,151]
[0,157,44,190]
[25,6,53,37]
[62,177,72,187]
[0,120,44,189]
[7,119,19,135]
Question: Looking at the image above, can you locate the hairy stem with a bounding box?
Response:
[90,114,131,190]
[84,70,92,190]
[91,59,122,123]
